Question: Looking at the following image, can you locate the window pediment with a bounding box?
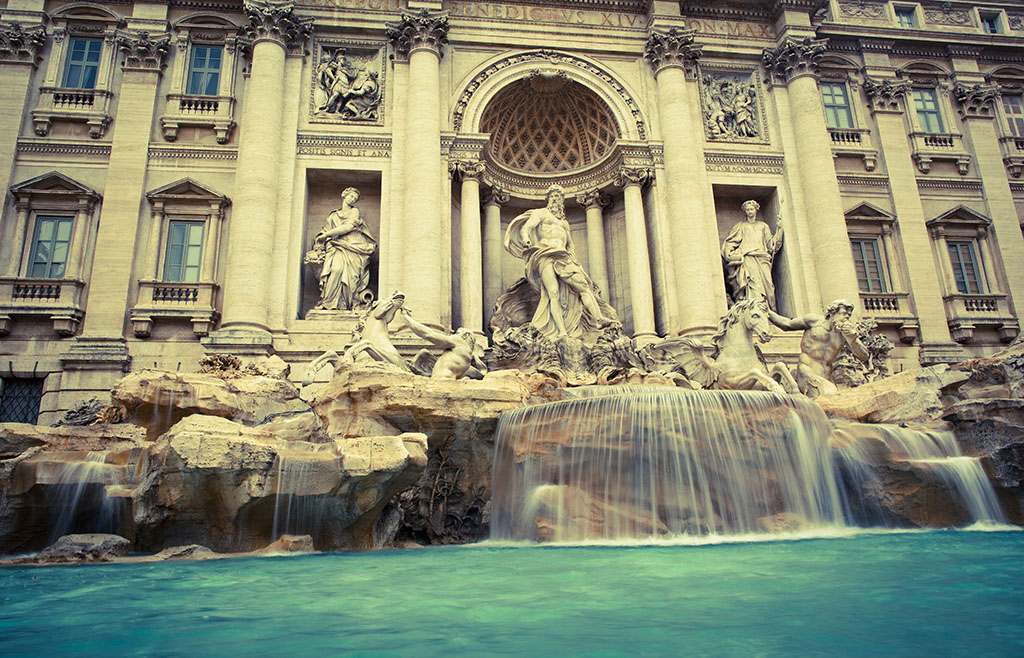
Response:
[10,171,100,207]
[147,178,229,208]
[845,201,895,226]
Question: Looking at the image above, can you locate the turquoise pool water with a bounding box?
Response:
[2,530,1023,657]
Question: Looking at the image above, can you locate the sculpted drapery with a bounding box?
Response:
[313,187,377,311]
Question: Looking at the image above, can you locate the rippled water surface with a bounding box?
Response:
[2,530,1023,657]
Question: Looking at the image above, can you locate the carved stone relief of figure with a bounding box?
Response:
[314,46,382,121]
[305,186,377,311]
[700,69,764,142]
[721,199,783,309]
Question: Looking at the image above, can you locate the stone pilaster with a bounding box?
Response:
[0,22,45,256]
[862,74,962,362]
[616,167,657,342]
[953,82,1024,323]
[482,186,508,328]
[452,159,485,334]
[386,9,448,326]
[644,28,722,335]
[208,0,312,353]
[762,37,861,311]
[575,190,611,301]
[62,30,170,371]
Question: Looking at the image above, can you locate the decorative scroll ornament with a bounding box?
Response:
[643,28,702,75]
[117,31,170,70]
[575,190,611,210]
[449,159,486,180]
[385,9,449,60]
[0,22,46,63]
[924,7,971,26]
[862,77,912,113]
[700,70,762,142]
[953,83,1001,119]
[313,46,382,121]
[762,37,827,85]
[615,167,651,187]
[838,1,885,18]
[243,0,314,49]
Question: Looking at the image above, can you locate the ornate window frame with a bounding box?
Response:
[897,62,971,174]
[986,66,1024,178]
[926,205,1017,343]
[0,171,101,337]
[32,3,125,139]
[130,178,229,339]
[160,14,246,144]
[820,56,878,171]
[844,202,917,343]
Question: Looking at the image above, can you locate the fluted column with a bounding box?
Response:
[482,187,507,328]
[576,190,611,300]
[763,38,861,309]
[617,167,657,342]
[953,83,1024,319]
[386,10,448,326]
[861,75,959,356]
[644,28,722,335]
[452,160,484,334]
[214,0,311,345]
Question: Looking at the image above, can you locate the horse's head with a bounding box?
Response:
[714,298,772,351]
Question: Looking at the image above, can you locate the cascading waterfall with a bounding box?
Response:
[832,423,1005,526]
[491,387,1006,541]
[45,452,125,543]
[491,387,846,541]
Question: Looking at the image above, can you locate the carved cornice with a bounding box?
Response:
[117,31,170,71]
[862,77,912,114]
[575,190,612,210]
[762,37,827,85]
[947,44,983,60]
[916,178,984,194]
[0,22,46,64]
[704,151,784,175]
[643,28,702,76]
[17,139,112,158]
[953,83,1000,120]
[857,38,894,53]
[295,133,391,157]
[449,159,486,181]
[243,0,313,49]
[148,146,239,161]
[385,9,448,61]
[837,174,890,189]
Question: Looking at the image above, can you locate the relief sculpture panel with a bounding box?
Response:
[698,67,768,144]
[311,42,384,123]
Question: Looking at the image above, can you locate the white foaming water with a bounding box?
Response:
[46,451,125,542]
[492,387,1008,542]
[491,387,846,541]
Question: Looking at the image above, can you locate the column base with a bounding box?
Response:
[202,327,275,357]
[917,343,966,366]
[59,337,132,372]
[633,332,660,348]
[676,324,718,339]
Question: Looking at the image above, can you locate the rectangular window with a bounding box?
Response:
[163,220,204,282]
[913,88,945,133]
[947,241,984,295]
[821,82,854,130]
[1003,95,1024,137]
[895,7,916,28]
[28,216,73,279]
[0,377,45,424]
[980,13,1001,34]
[851,239,888,293]
[187,46,223,96]
[62,37,102,89]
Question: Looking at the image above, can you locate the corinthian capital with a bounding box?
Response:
[117,31,170,71]
[575,190,612,210]
[862,77,912,113]
[483,186,509,206]
[953,83,1001,120]
[644,28,702,76]
[0,22,46,64]
[762,37,827,85]
[616,167,651,188]
[243,0,314,49]
[449,159,486,181]
[385,9,449,60]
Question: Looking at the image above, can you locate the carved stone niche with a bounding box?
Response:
[698,66,768,144]
[310,41,385,124]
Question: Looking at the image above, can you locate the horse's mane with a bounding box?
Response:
[710,298,765,359]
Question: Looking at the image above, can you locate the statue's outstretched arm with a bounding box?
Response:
[768,309,812,331]
[400,308,456,349]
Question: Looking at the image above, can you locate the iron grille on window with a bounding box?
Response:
[0,377,45,424]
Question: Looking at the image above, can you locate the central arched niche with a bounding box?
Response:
[479,74,621,175]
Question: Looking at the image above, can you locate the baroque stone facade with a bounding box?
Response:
[1,0,1023,422]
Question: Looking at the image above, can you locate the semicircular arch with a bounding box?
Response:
[452,49,648,141]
